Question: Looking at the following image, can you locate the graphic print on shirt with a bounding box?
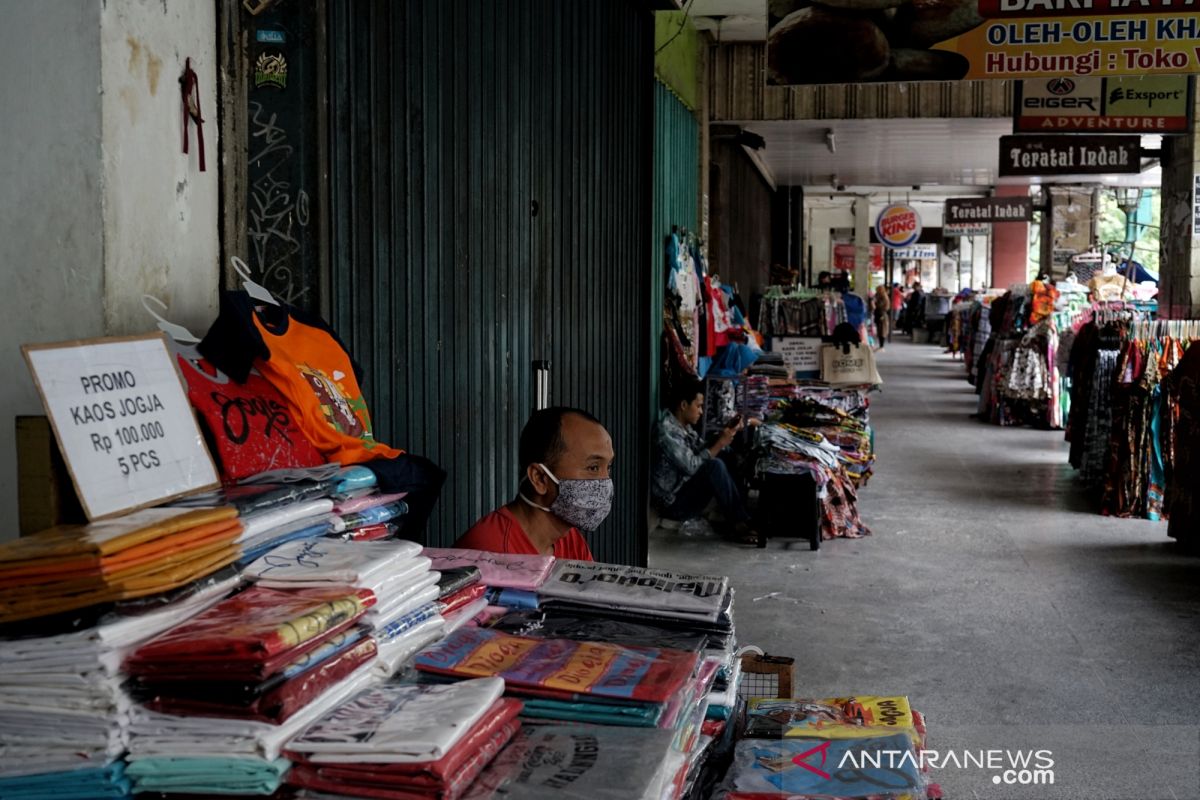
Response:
[297,363,368,440]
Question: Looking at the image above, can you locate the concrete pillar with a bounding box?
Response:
[1159,95,1200,318]
[853,197,871,294]
[991,184,1030,289]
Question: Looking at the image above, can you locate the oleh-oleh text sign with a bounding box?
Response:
[766,0,1200,85]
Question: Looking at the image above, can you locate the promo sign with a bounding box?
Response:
[1014,76,1190,132]
[946,197,1034,224]
[766,0,1200,84]
[874,205,922,249]
[999,134,1141,176]
[23,334,220,520]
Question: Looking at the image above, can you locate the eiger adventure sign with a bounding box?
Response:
[945,197,1034,224]
[999,134,1142,176]
[22,334,220,520]
[1014,76,1191,132]
[766,0,1200,84]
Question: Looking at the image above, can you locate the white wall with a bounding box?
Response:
[0,0,218,541]
[101,0,219,336]
[0,1,106,540]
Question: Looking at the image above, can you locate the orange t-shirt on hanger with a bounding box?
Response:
[198,292,402,466]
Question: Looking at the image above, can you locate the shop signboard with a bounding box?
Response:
[945,197,1033,224]
[766,0,1200,85]
[874,204,923,249]
[999,134,1141,176]
[1014,76,1191,133]
[892,244,938,260]
[834,242,883,271]
[771,337,823,379]
[945,222,992,237]
[22,334,220,520]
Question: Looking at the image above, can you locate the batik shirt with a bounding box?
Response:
[651,410,711,508]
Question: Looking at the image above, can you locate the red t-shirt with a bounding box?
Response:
[455,506,594,561]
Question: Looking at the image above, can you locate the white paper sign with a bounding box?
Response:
[23,334,220,520]
[1193,175,1200,237]
[771,337,823,375]
[891,244,938,260]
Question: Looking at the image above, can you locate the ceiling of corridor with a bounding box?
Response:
[734,119,1165,191]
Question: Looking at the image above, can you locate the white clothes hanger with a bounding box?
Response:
[231,256,280,306]
[141,295,200,344]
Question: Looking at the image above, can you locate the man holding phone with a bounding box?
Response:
[651,379,760,544]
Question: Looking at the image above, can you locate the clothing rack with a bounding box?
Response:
[1129,318,1200,341]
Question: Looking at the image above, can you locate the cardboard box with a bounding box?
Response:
[16,415,85,535]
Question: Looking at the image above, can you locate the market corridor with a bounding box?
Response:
[650,339,1200,799]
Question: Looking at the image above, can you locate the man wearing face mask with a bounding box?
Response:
[455,407,614,559]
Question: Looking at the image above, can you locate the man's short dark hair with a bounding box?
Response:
[667,378,705,413]
[518,407,602,472]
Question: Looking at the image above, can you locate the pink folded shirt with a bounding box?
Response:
[421,548,555,591]
[332,492,409,515]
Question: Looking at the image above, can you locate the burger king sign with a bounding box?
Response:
[875,204,922,249]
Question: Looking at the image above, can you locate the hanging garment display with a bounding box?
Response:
[172,344,325,481]
[199,290,402,465]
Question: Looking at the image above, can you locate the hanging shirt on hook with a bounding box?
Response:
[199,292,402,465]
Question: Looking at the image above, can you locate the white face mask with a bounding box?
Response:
[519,464,614,531]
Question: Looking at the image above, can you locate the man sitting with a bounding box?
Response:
[652,380,760,544]
[455,407,613,559]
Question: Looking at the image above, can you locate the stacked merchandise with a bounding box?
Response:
[752,384,875,540]
[424,547,552,628]
[122,585,380,795]
[0,506,241,626]
[242,538,443,678]
[742,374,772,420]
[720,695,937,799]
[755,423,869,540]
[460,724,681,800]
[171,475,341,566]
[285,677,520,800]
[0,567,239,799]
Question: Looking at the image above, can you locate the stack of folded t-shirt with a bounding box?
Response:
[173,478,343,567]
[284,677,519,800]
[0,506,242,625]
[424,549,552,628]
[720,695,933,800]
[332,492,410,541]
[414,626,700,730]
[430,564,488,635]
[122,585,380,795]
[243,538,444,679]
[0,567,240,798]
[457,724,680,800]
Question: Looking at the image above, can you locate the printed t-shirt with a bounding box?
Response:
[173,347,324,481]
[455,507,593,561]
[199,292,401,465]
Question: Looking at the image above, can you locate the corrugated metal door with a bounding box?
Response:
[327,0,653,564]
[651,80,700,414]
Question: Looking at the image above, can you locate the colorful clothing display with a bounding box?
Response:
[200,291,402,465]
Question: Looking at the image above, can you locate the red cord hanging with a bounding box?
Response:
[179,57,206,172]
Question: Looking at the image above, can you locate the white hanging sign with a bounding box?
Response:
[22,333,220,520]
[771,337,823,376]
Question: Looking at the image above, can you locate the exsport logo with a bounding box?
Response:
[1109,87,1184,107]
